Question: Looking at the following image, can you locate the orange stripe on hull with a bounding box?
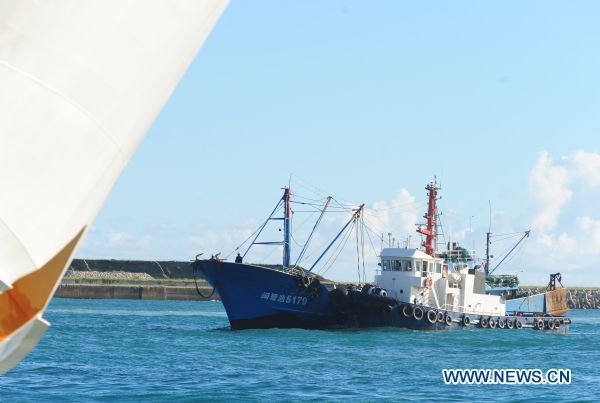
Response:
[0,229,84,339]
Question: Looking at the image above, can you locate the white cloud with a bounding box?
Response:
[365,188,421,247]
[524,150,600,285]
[107,230,132,246]
[571,150,600,187]
[529,150,572,231]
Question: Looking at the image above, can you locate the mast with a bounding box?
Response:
[485,231,491,276]
[283,187,291,269]
[416,179,440,256]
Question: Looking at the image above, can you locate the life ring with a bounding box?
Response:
[498,318,505,329]
[426,309,437,324]
[480,317,489,328]
[462,315,471,327]
[413,306,424,321]
[444,314,452,326]
[436,311,445,323]
[424,276,433,289]
[515,320,523,329]
[506,319,514,329]
[489,318,497,329]
[402,304,412,318]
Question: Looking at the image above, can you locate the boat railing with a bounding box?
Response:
[439,303,507,317]
[444,249,477,262]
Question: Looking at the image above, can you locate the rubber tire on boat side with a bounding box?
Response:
[498,319,505,329]
[515,320,522,329]
[444,314,452,326]
[480,317,488,328]
[426,310,437,324]
[436,311,444,323]
[413,306,424,321]
[489,318,497,329]
[402,304,412,318]
[506,319,514,329]
[462,315,470,327]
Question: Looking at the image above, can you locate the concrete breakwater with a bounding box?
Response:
[69,259,194,279]
[567,290,600,309]
[55,283,217,301]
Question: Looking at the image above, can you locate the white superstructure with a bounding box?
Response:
[375,248,505,316]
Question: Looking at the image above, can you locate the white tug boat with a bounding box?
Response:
[328,179,571,331]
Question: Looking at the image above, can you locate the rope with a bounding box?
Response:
[192,263,215,299]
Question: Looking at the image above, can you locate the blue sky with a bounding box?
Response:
[78,1,600,285]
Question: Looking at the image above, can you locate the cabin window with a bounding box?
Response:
[415,261,421,271]
[393,260,402,271]
[402,260,411,271]
[382,260,391,271]
[435,263,442,273]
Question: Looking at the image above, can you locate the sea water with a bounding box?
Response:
[1,299,598,402]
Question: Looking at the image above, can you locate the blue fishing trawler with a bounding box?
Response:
[192,181,571,331]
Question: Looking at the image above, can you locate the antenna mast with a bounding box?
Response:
[485,200,492,275]
[416,178,440,256]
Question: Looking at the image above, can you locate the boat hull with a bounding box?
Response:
[193,260,336,329]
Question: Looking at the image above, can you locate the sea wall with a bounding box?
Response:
[55,283,218,301]
[69,259,193,279]
[567,290,600,309]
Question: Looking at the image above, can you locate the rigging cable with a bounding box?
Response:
[355,216,361,282]
[361,214,367,283]
[241,197,284,259]
[294,196,332,268]
[319,221,356,277]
